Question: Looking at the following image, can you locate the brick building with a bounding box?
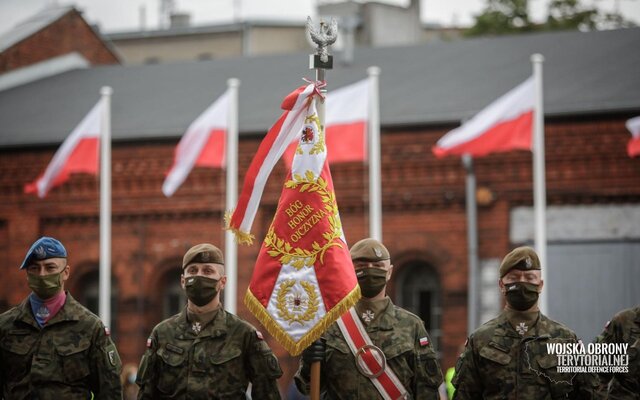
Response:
[0,28,639,395]
[0,6,119,73]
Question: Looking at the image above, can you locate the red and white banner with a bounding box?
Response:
[233,85,359,355]
[162,89,230,196]
[283,78,368,165]
[25,99,103,198]
[626,116,640,157]
[433,76,535,157]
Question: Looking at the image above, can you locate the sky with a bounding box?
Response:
[0,0,638,36]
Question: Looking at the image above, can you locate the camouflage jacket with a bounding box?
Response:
[136,307,282,400]
[294,299,443,399]
[595,305,640,399]
[452,310,601,400]
[0,292,123,400]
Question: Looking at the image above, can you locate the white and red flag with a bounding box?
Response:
[626,116,640,157]
[433,76,535,157]
[25,98,103,197]
[162,89,230,196]
[228,83,360,355]
[283,78,368,165]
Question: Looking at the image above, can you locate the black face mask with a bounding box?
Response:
[357,268,388,298]
[504,281,539,311]
[184,276,219,306]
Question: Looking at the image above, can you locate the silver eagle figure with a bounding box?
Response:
[306,16,338,63]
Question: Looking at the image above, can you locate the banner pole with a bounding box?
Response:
[306,17,336,400]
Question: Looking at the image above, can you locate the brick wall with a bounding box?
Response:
[1,114,639,392]
[0,9,119,73]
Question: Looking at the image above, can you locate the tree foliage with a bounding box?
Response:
[465,0,636,37]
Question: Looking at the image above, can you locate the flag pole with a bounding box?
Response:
[367,66,382,241]
[99,86,112,327]
[225,78,240,314]
[463,153,479,334]
[531,54,548,314]
[307,17,336,400]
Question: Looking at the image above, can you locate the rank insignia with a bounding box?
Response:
[192,322,202,334]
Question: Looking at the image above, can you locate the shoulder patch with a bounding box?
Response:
[104,327,111,336]
[146,337,152,348]
[256,330,264,340]
[419,336,430,347]
[108,350,117,366]
[605,320,611,329]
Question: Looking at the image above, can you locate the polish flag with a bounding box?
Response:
[433,76,535,157]
[162,89,230,197]
[283,79,368,165]
[626,116,640,157]
[25,99,103,198]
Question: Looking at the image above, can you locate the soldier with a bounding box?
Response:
[595,305,639,399]
[0,236,123,399]
[452,246,601,399]
[295,238,443,399]
[135,243,282,399]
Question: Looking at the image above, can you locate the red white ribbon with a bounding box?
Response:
[337,308,409,400]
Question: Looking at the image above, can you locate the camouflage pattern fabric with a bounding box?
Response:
[452,310,602,400]
[595,305,640,399]
[294,298,443,399]
[136,307,282,399]
[0,292,123,400]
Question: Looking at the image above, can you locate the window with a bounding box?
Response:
[395,261,442,356]
[75,269,119,338]
[161,267,187,319]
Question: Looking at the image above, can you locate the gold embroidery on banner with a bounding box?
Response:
[276,279,319,325]
[265,170,342,270]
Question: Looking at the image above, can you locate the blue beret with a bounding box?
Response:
[20,236,67,270]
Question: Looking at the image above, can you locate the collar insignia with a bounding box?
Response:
[516,322,528,336]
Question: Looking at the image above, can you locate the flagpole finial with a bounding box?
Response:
[367,66,381,77]
[307,16,337,72]
[227,78,240,88]
[100,86,113,96]
[530,53,544,64]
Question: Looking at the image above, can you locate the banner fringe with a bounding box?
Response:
[244,285,361,356]
[224,210,255,245]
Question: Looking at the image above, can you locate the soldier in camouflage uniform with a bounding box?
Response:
[596,305,640,399]
[295,238,443,399]
[136,243,282,399]
[0,236,123,400]
[452,246,601,399]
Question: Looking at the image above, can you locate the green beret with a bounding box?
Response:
[350,238,390,262]
[499,246,541,278]
[182,243,224,269]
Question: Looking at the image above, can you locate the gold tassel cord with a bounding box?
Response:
[223,210,255,245]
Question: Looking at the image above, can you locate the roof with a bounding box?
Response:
[0,6,75,52]
[0,27,639,148]
[106,19,306,41]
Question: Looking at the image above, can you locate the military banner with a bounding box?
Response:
[228,83,359,355]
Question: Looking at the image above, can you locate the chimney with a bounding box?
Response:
[170,12,191,28]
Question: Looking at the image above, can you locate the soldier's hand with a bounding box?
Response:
[302,339,325,364]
